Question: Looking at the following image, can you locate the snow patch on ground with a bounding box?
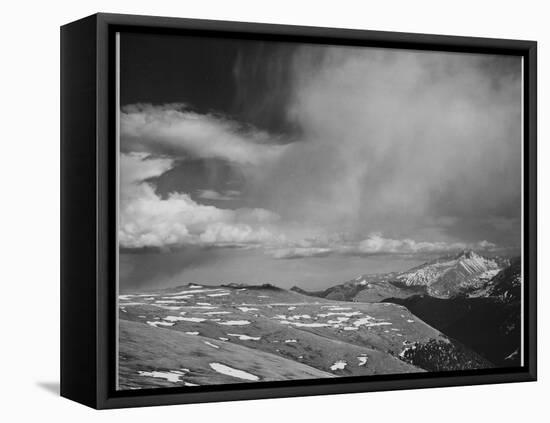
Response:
[358,355,368,366]
[327,317,350,324]
[330,360,347,371]
[163,315,188,322]
[280,321,329,328]
[157,305,182,310]
[204,341,220,349]
[237,307,259,312]
[318,311,361,318]
[353,317,392,327]
[287,314,312,320]
[209,363,259,381]
[137,370,182,383]
[207,292,230,297]
[179,317,206,323]
[146,321,175,328]
[227,333,261,341]
[218,320,251,326]
[505,349,519,361]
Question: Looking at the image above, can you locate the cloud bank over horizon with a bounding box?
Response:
[118,41,522,288]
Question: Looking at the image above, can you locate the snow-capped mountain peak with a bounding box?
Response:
[394,250,503,297]
[455,249,479,259]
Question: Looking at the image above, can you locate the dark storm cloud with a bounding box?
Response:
[245,46,522,251]
[120,33,240,113]
[232,42,302,136]
[150,158,244,200]
[120,33,300,136]
[119,34,522,265]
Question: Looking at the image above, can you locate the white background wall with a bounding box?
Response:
[1,0,546,421]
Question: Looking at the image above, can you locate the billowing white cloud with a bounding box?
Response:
[119,153,282,249]
[355,233,496,255]
[121,103,288,165]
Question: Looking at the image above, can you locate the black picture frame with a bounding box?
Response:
[60,12,537,409]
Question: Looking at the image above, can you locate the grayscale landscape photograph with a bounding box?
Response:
[116,32,523,390]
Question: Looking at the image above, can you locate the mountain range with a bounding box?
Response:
[293,251,522,367]
[292,250,512,301]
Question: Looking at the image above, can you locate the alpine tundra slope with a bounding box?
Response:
[118,281,490,389]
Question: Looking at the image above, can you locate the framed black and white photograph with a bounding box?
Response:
[60,13,537,409]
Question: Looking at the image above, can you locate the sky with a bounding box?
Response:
[118,32,522,291]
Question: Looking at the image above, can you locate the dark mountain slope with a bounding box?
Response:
[385,259,522,368]
[486,257,521,303]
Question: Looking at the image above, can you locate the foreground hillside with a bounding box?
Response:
[119,320,334,388]
[118,283,489,389]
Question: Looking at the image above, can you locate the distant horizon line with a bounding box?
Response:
[119,249,520,294]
